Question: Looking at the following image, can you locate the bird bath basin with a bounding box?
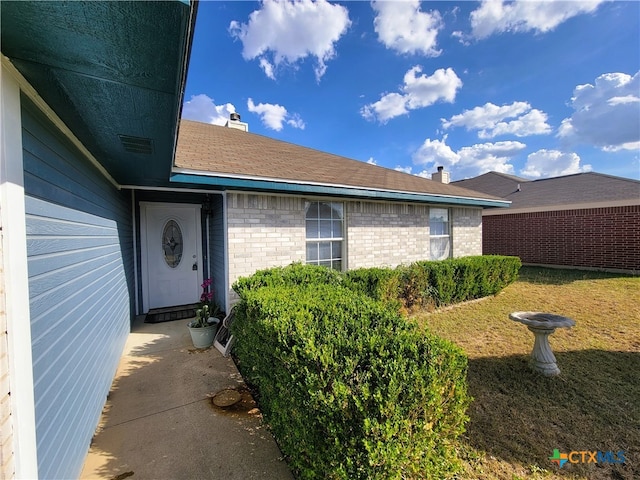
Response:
[509,311,575,376]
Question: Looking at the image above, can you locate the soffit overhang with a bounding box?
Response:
[1,0,197,186]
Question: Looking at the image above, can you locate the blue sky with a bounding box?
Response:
[182,0,640,181]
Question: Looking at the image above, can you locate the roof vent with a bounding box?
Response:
[230,112,241,122]
[118,135,153,154]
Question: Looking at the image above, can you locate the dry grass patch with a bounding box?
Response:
[412,267,639,480]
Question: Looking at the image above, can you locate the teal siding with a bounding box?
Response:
[207,195,226,309]
[22,97,133,480]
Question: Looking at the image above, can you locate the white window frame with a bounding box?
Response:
[305,201,344,271]
[429,207,451,261]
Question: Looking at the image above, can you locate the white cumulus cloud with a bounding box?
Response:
[442,101,551,138]
[394,165,413,174]
[558,71,640,151]
[247,98,305,131]
[372,0,442,56]
[469,0,606,40]
[411,135,527,178]
[182,94,236,125]
[362,66,462,122]
[229,0,351,81]
[521,149,592,178]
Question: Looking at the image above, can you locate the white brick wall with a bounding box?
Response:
[225,193,484,300]
[452,207,483,257]
[347,201,431,268]
[227,193,306,296]
[347,202,483,267]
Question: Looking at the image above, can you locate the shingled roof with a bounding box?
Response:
[172,120,508,207]
[453,171,640,212]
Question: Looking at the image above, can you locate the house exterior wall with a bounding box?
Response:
[208,195,226,310]
[452,207,483,257]
[483,205,640,272]
[226,193,485,300]
[22,97,133,479]
[347,203,483,268]
[226,193,306,296]
[346,201,430,268]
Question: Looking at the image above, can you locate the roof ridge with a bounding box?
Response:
[451,171,529,183]
[530,171,640,184]
[488,171,530,182]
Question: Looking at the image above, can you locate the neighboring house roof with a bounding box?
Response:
[1,1,197,187]
[453,171,640,213]
[172,120,509,208]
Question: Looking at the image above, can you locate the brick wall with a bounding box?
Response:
[226,193,306,295]
[347,203,482,266]
[483,205,640,272]
[452,207,483,257]
[227,194,485,297]
[347,201,430,268]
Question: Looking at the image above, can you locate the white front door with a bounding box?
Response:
[140,202,203,311]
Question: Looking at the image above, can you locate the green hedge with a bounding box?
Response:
[238,256,521,313]
[401,255,521,309]
[230,257,520,477]
[232,283,470,479]
[343,267,402,308]
[344,255,521,311]
[233,261,344,298]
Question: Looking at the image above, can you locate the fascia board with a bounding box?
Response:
[169,171,511,208]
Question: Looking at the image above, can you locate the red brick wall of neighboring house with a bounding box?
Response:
[483,205,640,273]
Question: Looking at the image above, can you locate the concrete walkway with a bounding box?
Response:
[81,316,293,479]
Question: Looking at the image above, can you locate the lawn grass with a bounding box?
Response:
[412,266,640,480]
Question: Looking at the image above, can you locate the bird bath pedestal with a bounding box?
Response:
[509,311,575,376]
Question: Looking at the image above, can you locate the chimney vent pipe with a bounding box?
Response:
[225,112,248,132]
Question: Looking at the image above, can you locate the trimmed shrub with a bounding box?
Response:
[343,267,401,309]
[396,256,521,310]
[396,263,438,312]
[232,283,470,480]
[233,256,521,313]
[233,262,344,298]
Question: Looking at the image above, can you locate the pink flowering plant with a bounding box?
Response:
[191,278,222,328]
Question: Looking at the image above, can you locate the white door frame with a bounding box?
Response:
[139,202,203,313]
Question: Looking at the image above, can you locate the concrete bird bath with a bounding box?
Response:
[509,311,575,376]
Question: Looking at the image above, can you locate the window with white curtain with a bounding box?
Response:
[305,201,344,270]
[430,208,451,260]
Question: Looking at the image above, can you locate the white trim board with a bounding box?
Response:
[1,61,39,480]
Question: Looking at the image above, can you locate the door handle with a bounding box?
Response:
[192,262,198,271]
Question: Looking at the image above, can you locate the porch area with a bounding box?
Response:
[80,315,293,479]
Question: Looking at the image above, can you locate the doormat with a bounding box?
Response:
[144,304,198,324]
